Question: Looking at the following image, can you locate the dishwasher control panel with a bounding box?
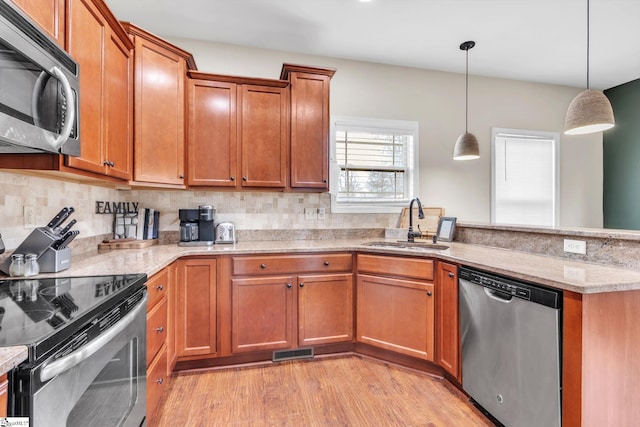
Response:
[459,267,561,309]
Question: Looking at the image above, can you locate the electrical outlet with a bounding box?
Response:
[563,239,586,255]
[24,205,36,229]
[304,208,317,220]
[317,208,326,220]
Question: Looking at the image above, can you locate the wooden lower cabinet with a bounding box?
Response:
[231,275,296,353]
[435,261,460,381]
[176,258,217,357]
[298,273,353,346]
[357,273,435,361]
[166,262,177,374]
[0,373,7,417]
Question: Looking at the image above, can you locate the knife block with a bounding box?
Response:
[39,247,71,273]
[0,227,62,275]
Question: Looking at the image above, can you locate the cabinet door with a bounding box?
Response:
[65,0,106,174]
[176,259,217,357]
[0,373,6,417]
[239,85,288,188]
[436,262,460,380]
[187,79,238,187]
[357,274,435,361]
[231,275,295,353]
[103,31,132,179]
[298,273,353,346]
[289,72,330,189]
[133,36,186,185]
[166,262,177,374]
[13,0,65,46]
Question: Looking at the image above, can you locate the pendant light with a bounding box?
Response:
[453,40,480,160]
[564,0,614,135]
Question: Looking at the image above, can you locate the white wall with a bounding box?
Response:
[168,37,603,228]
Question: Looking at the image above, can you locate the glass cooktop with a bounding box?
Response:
[0,274,146,361]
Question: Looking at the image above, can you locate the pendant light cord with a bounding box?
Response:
[465,48,469,133]
[586,0,590,89]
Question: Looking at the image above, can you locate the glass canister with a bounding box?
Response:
[24,253,40,277]
[9,253,25,277]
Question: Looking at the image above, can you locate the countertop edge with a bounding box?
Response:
[0,346,28,376]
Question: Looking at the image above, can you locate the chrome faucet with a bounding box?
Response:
[407,198,425,242]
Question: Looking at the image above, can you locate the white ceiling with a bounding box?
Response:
[105,0,640,90]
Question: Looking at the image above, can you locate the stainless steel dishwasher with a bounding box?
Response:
[459,267,562,427]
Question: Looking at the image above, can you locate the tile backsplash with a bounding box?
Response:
[0,171,398,250]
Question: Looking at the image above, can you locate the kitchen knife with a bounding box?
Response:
[52,230,78,250]
[57,230,79,250]
[47,207,75,230]
[58,219,77,235]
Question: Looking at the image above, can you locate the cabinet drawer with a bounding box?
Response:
[232,253,352,275]
[146,345,168,421]
[357,254,434,281]
[147,268,168,311]
[147,297,167,366]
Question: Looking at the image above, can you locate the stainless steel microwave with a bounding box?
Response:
[0,0,80,156]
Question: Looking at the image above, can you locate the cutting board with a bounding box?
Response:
[98,238,158,250]
[399,207,444,237]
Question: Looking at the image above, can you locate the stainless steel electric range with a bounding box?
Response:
[0,273,147,427]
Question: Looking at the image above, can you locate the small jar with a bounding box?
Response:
[9,253,25,277]
[24,253,40,277]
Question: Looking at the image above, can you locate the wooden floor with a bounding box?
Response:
[150,355,494,426]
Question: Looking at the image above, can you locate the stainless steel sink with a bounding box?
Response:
[362,241,450,250]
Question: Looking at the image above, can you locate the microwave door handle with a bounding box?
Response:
[49,66,75,150]
[39,292,148,383]
[31,71,50,128]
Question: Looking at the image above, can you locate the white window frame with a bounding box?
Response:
[330,116,419,214]
[491,127,560,227]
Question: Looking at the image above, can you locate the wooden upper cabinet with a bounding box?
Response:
[187,78,238,187]
[65,0,133,179]
[123,23,196,187]
[12,0,65,46]
[240,84,289,188]
[281,64,335,190]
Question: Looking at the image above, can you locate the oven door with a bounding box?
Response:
[31,293,147,427]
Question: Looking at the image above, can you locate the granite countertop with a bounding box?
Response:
[0,346,28,376]
[25,239,640,294]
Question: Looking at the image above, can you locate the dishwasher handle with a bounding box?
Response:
[484,287,513,303]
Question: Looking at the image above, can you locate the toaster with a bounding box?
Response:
[215,222,236,244]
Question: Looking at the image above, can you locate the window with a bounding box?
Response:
[331,116,419,213]
[491,128,560,227]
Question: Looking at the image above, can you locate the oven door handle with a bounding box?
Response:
[40,292,148,383]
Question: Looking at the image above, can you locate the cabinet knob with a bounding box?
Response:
[103,160,114,167]
[156,378,163,385]
[299,283,305,288]
[323,179,328,183]
[260,263,266,269]
[427,291,433,296]
[324,261,330,266]
[286,283,292,289]
[242,176,248,181]
[230,176,235,181]
[155,326,164,333]
[179,175,184,179]
[156,284,164,291]
[448,272,455,278]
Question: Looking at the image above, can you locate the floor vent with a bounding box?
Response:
[272,348,314,362]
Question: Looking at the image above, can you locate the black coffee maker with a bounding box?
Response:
[179,206,215,245]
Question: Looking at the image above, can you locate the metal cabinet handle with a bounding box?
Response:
[242,176,248,181]
[324,261,330,266]
[286,283,292,288]
[179,175,185,179]
[230,176,235,181]
[299,283,305,288]
[323,179,328,183]
[448,272,455,278]
[156,378,163,384]
[427,291,433,296]
[155,326,164,333]
[156,284,164,291]
[260,263,266,269]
